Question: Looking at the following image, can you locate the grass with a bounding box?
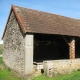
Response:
[0,44,3,54]
[0,50,2,54]
[0,59,80,80]
[0,58,22,80]
[0,58,80,80]
[0,57,3,64]
[0,47,22,80]
[32,71,80,80]
[0,44,80,80]
[0,70,22,80]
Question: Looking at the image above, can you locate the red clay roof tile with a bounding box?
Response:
[14,5,80,36]
[2,5,80,39]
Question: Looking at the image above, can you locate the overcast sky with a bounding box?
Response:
[0,0,80,42]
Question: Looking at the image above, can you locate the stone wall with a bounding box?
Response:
[43,59,80,77]
[3,11,25,75]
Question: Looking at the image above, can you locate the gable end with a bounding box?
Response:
[2,5,25,39]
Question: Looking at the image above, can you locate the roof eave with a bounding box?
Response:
[12,5,26,33]
[2,5,25,39]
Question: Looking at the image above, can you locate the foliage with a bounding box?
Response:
[32,71,80,80]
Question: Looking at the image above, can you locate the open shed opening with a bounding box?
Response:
[76,39,80,58]
[34,34,69,62]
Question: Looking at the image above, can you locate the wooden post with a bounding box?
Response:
[69,38,75,59]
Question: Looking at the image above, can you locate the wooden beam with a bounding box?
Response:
[62,35,69,46]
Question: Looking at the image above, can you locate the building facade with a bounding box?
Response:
[2,5,80,76]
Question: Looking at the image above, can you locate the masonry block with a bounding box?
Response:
[24,34,34,75]
[69,38,75,59]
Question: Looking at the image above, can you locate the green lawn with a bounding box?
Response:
[0,70,22,80]
[1,70,80,80]
[32,71,80,80]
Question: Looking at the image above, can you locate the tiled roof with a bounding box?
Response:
[2,5,80,38]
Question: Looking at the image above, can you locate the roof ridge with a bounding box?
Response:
[2,5,80,39]
[13,5,80,21]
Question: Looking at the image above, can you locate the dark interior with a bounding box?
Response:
[75,38,80,58]
[34,34,69,62]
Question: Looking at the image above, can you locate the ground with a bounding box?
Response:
[1,44,80,80]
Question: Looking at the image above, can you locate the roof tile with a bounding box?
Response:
[14,5,80,36]
[3,5,80,39]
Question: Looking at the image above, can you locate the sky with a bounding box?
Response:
[0,0,80,43]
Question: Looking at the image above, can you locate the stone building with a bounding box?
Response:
[2,5,80,76]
